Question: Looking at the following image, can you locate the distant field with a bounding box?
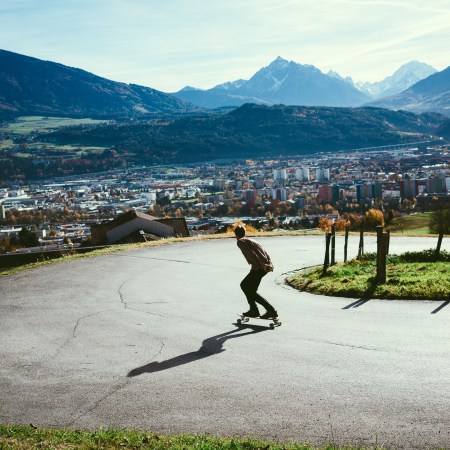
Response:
[0,116,107,134]
[0,139,14,150]
[390,212,432,235]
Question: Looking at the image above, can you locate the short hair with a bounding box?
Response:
[234,224,246,239]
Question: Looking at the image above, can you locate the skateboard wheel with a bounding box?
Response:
[237,319,242,324]
[270,323,275,329]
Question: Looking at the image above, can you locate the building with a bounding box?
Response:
[295,168,310,181]
[316,168,330,182]
[242,189,257,202]
[425,177,446,194]
[273,169,288,180]
[318,184,340,203]
[90,210,190,245]
[400,179,419,198]
[356,182,382,200]
[271,187,289,201]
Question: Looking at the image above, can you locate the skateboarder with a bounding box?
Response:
[234,224,278,319]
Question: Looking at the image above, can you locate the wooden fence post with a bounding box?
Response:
[376,225,387,284]
[323,232,331,275]
[358,223,364,259]
[344,227,349,263]
[435,231,444,257]
[331,223,336,266]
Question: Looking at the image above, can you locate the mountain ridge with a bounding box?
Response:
[0,49,198,119]
[366,66,450,116]
[174,57,370,108]
[173,57,439,110]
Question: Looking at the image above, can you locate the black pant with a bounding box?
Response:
[240,268,275,312]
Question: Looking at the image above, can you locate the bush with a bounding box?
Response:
[396,249,450,263]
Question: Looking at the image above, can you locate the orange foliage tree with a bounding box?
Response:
[364,209,385,230]
[318,217,333,233]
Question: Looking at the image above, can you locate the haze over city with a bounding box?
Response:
[1,0,449,92]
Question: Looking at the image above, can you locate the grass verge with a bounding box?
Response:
[0,425,381,450]
[389,212,432,235]
[286,250,450,300]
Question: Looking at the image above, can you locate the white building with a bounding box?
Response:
[316,168,330,182]
[273,169,288,180]
[295,168,310,180]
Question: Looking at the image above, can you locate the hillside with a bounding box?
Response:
[0,49,198,119]
[46,104,446,165]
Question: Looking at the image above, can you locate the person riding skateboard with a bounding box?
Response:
[234,224,278,319]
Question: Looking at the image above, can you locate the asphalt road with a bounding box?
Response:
[1,235,449,449]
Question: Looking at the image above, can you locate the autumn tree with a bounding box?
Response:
[364,209,385,230]
[318,217,333,233]
[335,217,350,232]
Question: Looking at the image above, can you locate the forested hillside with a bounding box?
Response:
[46,104,446,164]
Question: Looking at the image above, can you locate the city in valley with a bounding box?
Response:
[0,143,449,254]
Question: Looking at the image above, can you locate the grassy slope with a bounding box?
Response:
[287,253,450,300]
[0,425,379,450]
[389,212,432,235]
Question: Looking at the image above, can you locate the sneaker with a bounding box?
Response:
[242,309,260,318]
[260,310,278,320]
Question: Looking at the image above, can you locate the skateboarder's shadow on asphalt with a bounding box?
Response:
[127,326,267,377]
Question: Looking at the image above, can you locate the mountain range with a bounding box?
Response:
[0,49,198,120]
[173,58,441,110]
[367,66,450,116]
[0,49,449,120]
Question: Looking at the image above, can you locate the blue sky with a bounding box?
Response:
[1,0,449,92]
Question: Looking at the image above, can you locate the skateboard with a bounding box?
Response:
[237,314,282,329]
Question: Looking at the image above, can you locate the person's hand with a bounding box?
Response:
[264,264,274,272]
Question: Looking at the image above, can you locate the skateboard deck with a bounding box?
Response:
[237,314,282,329]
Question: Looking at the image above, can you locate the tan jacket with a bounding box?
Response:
[237,237,274,272]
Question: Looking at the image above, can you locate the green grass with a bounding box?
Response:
[0,139,14,149]
[287,251,450,300]
[390,212,432,235]
[1,116,107,135]
[0,425,382,450]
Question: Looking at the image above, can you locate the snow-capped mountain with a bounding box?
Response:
[366,65,450,116]
[173,57,370,108]
[357,61,437,99]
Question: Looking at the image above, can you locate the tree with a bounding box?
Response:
[429,205,450,255]
[335,217,350,232]
[318,217,333,233]
[18,227,40,248]
[364,209,385,230]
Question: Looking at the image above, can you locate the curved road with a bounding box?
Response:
[1,235,449,449]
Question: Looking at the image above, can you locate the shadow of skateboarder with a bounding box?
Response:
[127,326,268,377]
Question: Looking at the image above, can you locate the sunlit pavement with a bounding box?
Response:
[1,235,449,449]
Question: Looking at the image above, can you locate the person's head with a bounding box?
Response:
[234,224,246,239]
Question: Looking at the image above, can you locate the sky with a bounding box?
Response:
[1,0,449,92]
